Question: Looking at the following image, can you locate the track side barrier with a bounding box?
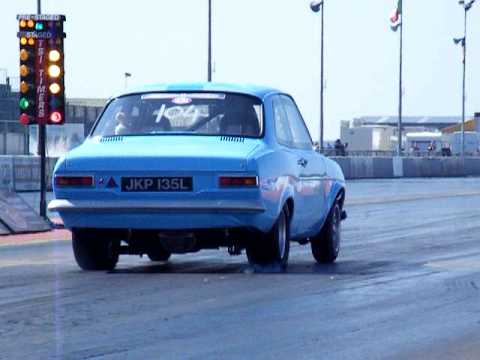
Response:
[331,156,480,179]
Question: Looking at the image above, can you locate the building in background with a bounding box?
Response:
[441,113,480,155]
[341,115,479,155]
[340,122,394,152]
[0,76,106,155]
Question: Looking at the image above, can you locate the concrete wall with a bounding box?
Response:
[331,156,480,180]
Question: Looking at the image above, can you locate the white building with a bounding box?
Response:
[340,125,394,151]
[342,115,466,152]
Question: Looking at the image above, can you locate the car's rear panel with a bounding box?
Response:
[50,136,277,232]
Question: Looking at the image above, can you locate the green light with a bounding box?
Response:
[35,22,44,31]
[19,98,29,110]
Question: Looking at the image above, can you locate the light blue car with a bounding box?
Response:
[49,83,346,271]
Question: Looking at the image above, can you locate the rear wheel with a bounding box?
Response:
[246,207,290,269]
[147,246,171,262]
[311,201,342,264]
[72,229,120,271]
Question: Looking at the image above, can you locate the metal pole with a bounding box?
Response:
[320,2,324,151]
[37,0,47,219]
[461,8,467,158]
[397,1,403,156]
[3,121,7,155]
[207,0,212,82]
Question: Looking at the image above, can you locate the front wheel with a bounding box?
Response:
[72,229,120,271]
[311,201,342,264]
[246,207,290,269]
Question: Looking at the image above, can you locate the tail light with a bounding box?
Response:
[219,176,258,187]
[55,176,94,187]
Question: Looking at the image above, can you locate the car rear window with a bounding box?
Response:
[92,92,263,138]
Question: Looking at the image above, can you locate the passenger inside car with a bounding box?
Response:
[220,104,260,137]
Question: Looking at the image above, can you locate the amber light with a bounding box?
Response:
[48,64,61,78]
[19,19,27,28]
[20,49,30,61]
[20,37,28,46]
[27,19,35,28]
[49,50,61,62]
[20,81,29,94]
[219,176,258,187]
[49,83,61,94]
[27,38,35,46]
[55,176,94,187]
[20,65,30,77]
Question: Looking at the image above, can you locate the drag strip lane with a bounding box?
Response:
[1,178,480,359]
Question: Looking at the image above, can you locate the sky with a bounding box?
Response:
[1,0,479,140]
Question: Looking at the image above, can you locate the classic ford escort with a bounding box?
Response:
[49,83,346,270]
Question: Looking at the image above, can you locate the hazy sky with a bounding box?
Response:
[1,0,479,140]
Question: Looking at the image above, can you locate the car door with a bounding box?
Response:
[271,95,307,238]
[280,95,327,236]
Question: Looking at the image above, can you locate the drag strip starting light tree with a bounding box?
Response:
[17,14,66,125]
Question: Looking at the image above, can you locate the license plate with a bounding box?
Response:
[121,177,193,192]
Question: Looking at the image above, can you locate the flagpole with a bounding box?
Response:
[208,0,212,82]
[397,0,403,156]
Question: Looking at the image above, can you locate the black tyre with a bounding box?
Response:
[147,246,171,262]
[246,207,290,269]
[311,201,342,264]
[72,229,120,271]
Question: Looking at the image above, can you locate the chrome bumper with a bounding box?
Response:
[48,199,266,214]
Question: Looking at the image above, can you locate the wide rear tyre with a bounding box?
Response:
[246,207,290,269]
[147,247,171,262]
[311,201,342,264]
[72,229,120,271]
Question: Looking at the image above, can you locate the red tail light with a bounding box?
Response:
[219,176,258,187]
[55,176,94,187]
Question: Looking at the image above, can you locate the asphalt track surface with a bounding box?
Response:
[2,178,480,360]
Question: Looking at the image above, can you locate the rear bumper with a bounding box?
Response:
[48,199,272,231]
[48,199,265,214]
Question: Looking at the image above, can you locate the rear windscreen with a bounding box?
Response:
[92,92,263,138]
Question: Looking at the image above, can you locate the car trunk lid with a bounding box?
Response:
[65,135,261,172]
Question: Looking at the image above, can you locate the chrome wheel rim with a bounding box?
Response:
[278,212,287,259]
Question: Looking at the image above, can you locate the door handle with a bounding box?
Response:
[297,158,308,167]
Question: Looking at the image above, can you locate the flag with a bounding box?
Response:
[390,0,402,31]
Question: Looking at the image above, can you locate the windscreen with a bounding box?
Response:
[92,92,263,138]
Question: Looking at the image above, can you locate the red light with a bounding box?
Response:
[55,176,94,187]
[49,111,63,123]
[219,176,258,187]
[19,113,30,125]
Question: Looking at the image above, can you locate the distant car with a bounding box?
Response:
[49,83,346,271]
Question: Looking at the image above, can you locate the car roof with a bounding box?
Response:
[114,82,282,100]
